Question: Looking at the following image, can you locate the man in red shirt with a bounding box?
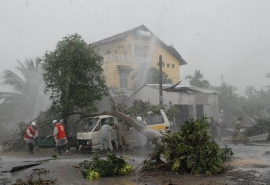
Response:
[24,122,38,154]
[53,119,68,155]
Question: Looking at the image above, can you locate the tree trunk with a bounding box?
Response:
[103,111,163,147]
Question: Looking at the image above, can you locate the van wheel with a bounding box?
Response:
[111,141,117,150]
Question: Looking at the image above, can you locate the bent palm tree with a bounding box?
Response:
[0,58,43,121]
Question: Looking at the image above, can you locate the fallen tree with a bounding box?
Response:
[103,111,163,147]
[140,117,234,175]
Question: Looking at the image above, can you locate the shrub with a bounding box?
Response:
[143,117,233,174]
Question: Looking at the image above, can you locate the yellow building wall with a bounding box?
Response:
[152,43,181,84]
[99,34,181,89]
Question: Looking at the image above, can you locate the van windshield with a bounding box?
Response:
[145,112,164,125]
[82,118,99,132]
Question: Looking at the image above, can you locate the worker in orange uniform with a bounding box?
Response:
[24,122,38,154]
[53,119,68,155]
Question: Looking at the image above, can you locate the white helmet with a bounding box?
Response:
[52,120,58,124]
[31,122,37,127]
[220,110,223,113]
[137,116,142,123]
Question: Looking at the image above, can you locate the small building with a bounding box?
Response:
[94,25,187,90]
[128,84,219,130]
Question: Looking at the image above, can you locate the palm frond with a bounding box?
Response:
[0,91,22,103]
[0,70,24,92]
[15,60,28,79]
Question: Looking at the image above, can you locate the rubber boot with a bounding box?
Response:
[57,146,62,155]
[28,143,34,154]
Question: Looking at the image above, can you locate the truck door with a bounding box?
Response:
[92,121,101,147]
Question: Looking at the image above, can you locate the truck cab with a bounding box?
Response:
[76,110,170,151]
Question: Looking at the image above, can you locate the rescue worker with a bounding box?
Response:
[24,122,38,154]
[100,120,114,153]
[232,118,249,143]
[114,119,129,151]
[53,119,68,155]
[210,117,219,140]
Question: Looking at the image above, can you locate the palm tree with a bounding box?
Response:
[0,58,44,122]
[185,70,210,88]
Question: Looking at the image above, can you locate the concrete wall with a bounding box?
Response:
[129,85,220,121]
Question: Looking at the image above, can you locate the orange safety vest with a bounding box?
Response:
[55,123,66,139]
[24,126,37,139]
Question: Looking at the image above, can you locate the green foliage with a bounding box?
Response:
[244,118,270,137]
[145,67,173,84]
[166,105,179,121]
[220,145,234,162]
[128,100,151,117]
[1,122,27,152]
[145,117,233,174]
[185,70,210,88]
[52,154,59,159]
[42,33,108,127]
[127,100,178,121]
[86,170,100,180]
[76,153,133,180]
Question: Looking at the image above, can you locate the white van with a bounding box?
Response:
[76,110,170,151]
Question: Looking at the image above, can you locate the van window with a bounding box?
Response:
[94,122,100,131]
[82,118,99,131]
[145,113,164,125]
[100,117,114,126]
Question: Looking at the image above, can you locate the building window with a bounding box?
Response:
[167,63,170,68]
[172,64,175,68]
[119,71,128,88]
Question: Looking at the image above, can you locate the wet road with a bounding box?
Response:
[1,142,270,185]
[0,151,144,185]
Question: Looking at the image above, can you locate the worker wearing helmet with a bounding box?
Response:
[24,121,38,154]
[100,119,114,153]
[53,119,68,155]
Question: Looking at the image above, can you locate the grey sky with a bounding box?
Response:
[1,0,270,95]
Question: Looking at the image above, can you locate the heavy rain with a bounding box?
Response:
[1,1,270,185]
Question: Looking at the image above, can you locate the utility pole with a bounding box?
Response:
[159,55,163,105]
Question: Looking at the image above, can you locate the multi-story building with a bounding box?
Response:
[94,25,187,90]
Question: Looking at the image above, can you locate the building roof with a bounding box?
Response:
[94,25,187,66]
[129,84,218,98]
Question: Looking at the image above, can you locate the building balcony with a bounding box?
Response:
[106,54,133,63]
